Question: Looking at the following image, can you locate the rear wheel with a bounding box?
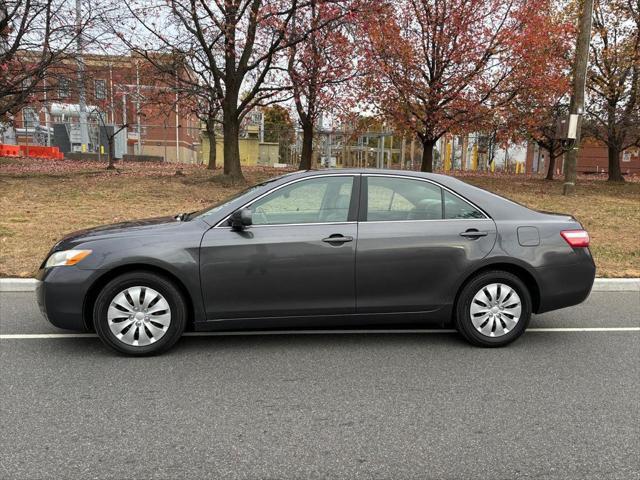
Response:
[93,271,187,355]
[455,270,531,347]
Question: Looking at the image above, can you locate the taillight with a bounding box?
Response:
[561,230,590,248]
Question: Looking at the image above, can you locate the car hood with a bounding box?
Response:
[53,216,182,250]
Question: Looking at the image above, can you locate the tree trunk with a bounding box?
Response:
[106,136,116,170]
[298,121,314,170]
[460,135,468,171]
[206,117,217,170]
[222,110,244,181]
[545,153,556,180]
[607,145,624,182]
[420,139,436,172]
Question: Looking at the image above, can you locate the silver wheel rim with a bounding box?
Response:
[470,283,522,338]
[107,286,171,346]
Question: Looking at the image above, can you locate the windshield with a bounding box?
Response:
[191,176,286,222]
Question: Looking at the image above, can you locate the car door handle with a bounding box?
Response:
[459,229,488,239]
[322,235,353,244]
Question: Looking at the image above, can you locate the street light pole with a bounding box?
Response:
[563,0,595,195]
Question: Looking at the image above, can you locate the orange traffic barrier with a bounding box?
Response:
[17,145,64,159]
[0,144,21,157]
[1,144,65,159]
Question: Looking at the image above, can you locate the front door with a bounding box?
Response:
[356,175,497,313]
[200,175,359,320]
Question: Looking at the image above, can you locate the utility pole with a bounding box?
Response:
[1,4,17,145]
[43,77,51,146]
[563,0,594,195]
[175,70,180,163]
[75,0,90,152]
[135,61,141,155]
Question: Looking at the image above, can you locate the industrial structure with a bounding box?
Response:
[3,49,637,175]
[6,52,201,162]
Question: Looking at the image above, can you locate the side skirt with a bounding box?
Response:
[193,308,452,332]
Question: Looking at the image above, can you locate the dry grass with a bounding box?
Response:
[1,157,638,277]
[0,158,283,277]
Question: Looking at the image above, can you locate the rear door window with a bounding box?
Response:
[443,190,485,219]
[366,177,443,221]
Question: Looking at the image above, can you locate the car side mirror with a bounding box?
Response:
[229,208,252,231]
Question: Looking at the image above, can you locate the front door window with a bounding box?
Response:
[250,176,354,225]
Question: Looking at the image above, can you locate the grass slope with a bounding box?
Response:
[1,157,638,277]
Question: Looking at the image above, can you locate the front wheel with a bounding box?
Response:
[455,270,532,347]
[93,271,187,355]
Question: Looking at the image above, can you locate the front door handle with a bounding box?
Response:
[322,234,353,244]
[460,229,488,239]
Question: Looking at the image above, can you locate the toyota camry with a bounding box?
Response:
[36,169,596,355]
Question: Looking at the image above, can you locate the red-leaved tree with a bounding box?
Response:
[504,2,574,179]
[359,0,572,172]
[286,0,358,169]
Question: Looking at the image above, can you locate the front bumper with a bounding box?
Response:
[36,266,97,331]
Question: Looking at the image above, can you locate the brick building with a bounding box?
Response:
[10,52,200,162]
[525,138,640,176]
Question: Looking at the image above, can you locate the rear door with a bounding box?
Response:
[200,174,359,320]
[355,174,496,313]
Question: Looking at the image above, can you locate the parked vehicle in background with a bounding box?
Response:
[36,170,595,355]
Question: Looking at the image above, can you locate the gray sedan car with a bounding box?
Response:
[37,169,595,355]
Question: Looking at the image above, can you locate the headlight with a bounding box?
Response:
[45,249,92,268]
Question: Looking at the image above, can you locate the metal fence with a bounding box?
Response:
[10,117,527,172]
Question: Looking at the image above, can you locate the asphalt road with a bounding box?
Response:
[0,291,638,480]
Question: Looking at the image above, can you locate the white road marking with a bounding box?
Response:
[0,333,98,339]
[0,327,638,339]
[528,327,640,332]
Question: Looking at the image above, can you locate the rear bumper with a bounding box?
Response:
[36,267,96,331]
[535,255,596,314]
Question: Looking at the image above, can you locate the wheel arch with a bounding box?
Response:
[452,261,541,322]
[82,263,196,332]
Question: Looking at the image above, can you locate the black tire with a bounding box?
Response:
[455,270,532,347]
[93,271,187,356]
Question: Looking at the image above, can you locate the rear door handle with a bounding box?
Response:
[322,235,353,244]
[459,230,488,239]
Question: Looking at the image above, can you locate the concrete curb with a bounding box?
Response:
[0,277,639,293]
[591,278,640,292]
[0,278,40,292]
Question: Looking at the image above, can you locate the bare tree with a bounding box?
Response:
[114,0,340,181]
[532,103,572,180]
[167,77,223,171]
[190,87,222,170]
[585,0,640,182]
[0,0,80,123]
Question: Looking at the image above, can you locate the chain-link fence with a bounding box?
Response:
[11,116,528,173]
